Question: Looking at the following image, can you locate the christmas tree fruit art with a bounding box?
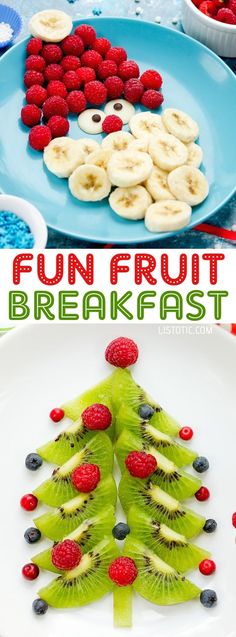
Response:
[21,336,218,624]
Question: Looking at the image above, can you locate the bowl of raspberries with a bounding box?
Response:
[182,0,236,56]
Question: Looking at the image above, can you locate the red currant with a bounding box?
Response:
[179,427,193,441]
[22,563,39,580]
[195,486,210,501]
[199,559,216,576]
[50,407,64,422]
[20,493,38,511]
[232,512,236,528]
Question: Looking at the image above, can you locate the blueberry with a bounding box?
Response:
[25,453,43,471]
[24,527,41,544]
[138,404,155,420]
[192,456,209,473]
[203,519,217,533]
[32,599,48,615]
[200,589,217,608]
[112,522,130,540]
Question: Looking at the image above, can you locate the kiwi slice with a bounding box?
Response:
[34,475,117,541]
[37,421,95,466]
[32,505,116,574]
[124,536,201,605]
[34,433,113,507]
[62,374,113,421]
[119,474,205,539]
[128,506,210,572]
[38,537,119,608]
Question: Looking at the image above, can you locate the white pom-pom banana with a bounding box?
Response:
[168,166,209,206]
[162,109,199,143]
[107,150,153,187]
[75,138,100,160]
[29,10,72,42]
[129,112,165,140]
[86,149,112,170]
[104,99,135,124]
[109,186,152,220]
[101,131,134,152]
[149,133,188,172]
[43,138,84,178]
[145,166,176,201]
[69,165,111,202]
[186,142,203,168]
[145,200,192,233]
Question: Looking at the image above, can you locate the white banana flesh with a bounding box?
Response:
[101,131,134,152]
[69,164,111,202]
[186,142,203,168]
[29,10,72,42]
[75,138,100,160]
[162,108,199,143]
[109,186,152,220]
[145,200,192,232]
[85,149,112,170]
[145,166,176,201]
[129,111,165,140]
[43,137,84,178]
[107,150,153,187]
[149,132,188,171]
[167,166,209,206]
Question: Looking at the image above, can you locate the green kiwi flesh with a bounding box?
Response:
[61,375,113,421]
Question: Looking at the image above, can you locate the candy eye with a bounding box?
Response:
[104,99,135,124]
[78,109,105,134]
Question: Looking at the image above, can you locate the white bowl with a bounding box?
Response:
[0,194,47,248]
[182,0,236,57]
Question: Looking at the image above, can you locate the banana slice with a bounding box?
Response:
[44,137,84,178]
[101,131,134,152]
[69,165,111,202]
[86,149,112,170]
[29,10,72,42]
[149,133,188,172]
[109,186,152,220]
[162,109,199,143]
[168,166,209,206]
[186,142,203,168]
[78,109,105,135]
[75,138,100,160]
[145,200,192,233]
[129,112,165,140]
[145,166,176,201]
[129,138,149,153]
[107,150,153,187]
[104,100,135,124]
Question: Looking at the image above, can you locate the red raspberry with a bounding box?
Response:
[45,64,64,82]
[61,34,84,56]
[71,464,100,492]
[43,96,69,119]
[48,115,69,137]
[125,451,157,478]
[199,1,217,15]
[67,90,87,114]
[179,426,193,441]
[50,408,64,422]
[74,24,96,47]
[216,7,236,21]
[199,559,216,576]
[26,85,47,106]
[82,404,112,430]
[26,38,43,56]
[26,55,46,73]
[63,70,81,91]
[22,563,39,580]
[21,104,41,127]
[105,336,139,368]
[118,60,140,81]
[29,125,52,151]
[47,80,68,98]
[195,486,210,501]
[232,512,236,527]
[226,0,236,14]
[24,70,44,88]
[61,55,81,72]
[20,493,38,511]
[42,44,62,64]
[52,540,82,570]
[93,37,111,56]
[106,46,127,65]
[108,557,138,586]
[141,90,164,109]
[81,50,103,69]
[191,0,203,6]
[104,75,124,99]
[124,78,144,103]
[84,80,107,105]
[75,66,96,84]
[140,69,163,90]
[97,60,118,80]
[102,114,123,133]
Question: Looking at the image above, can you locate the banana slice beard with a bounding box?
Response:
[29,10,72,42]
[162,109,199,143]
[101,131,134,152]
[149,133,188,172]
[129,138,149,153]
[129,112,165,140]
[186,142,203,168]
[168,166,209,206]
[86,149,112,171]
[75,138,100,160]
[145,200,192,233]
[69,164,111,202]
[145,166,176,201]
[107,150,153,187]
[43,138,84,178]
[109,186,152,220]
[104,100,135,124]
[78,110,105,135]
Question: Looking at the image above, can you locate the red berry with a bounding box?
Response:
[24,70,44,88]
[71,464,100,492]
[141,90,164,109]
[105,336,139,368]
[20,493,38,511]
[45,64,64,82]
[179,427,194,441]
[125,451,157,478]
[106,46,127,65]
[80,50,103,69]
[26,55,46,73]
[29,125,52,151]
[108,557,138,586]
[226,0,236,15]
[102,114,123,133]
[195,486,210,501]
[124,78,144,103]
[61,55,81,72]
[74,24,96,47]
[140,69,163,90]
[84,80,107,105]
[232,512,236,527]
[191,0,203,6]
[48,115,69,137]
[97,60,118,80]
[47,80,68,98]
[104,75,124,99]
[199,559,216,575]
[42,44,62,64]
[52,539,82,570]
[63,70,81,91]
[61,35,84,56]
[50,407,64,422]
[199,1,218,15]
[22,563,39,580]
[26,85,47,106]
[93,37,111,56]
[21,104,41,127]
[76,66,96,84]
[216,7,236,21]
[43,96,69,119]
[26,38,43,56]
[67,90,87,114]
[118,60,140,81]
[82,404,112,430]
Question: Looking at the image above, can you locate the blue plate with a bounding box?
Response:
[0,17,236,244]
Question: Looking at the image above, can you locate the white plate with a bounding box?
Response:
[0,324,236,637]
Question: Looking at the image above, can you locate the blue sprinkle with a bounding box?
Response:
[92,8,102,16]
[0,211,34,248]
[67,0,76,3]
